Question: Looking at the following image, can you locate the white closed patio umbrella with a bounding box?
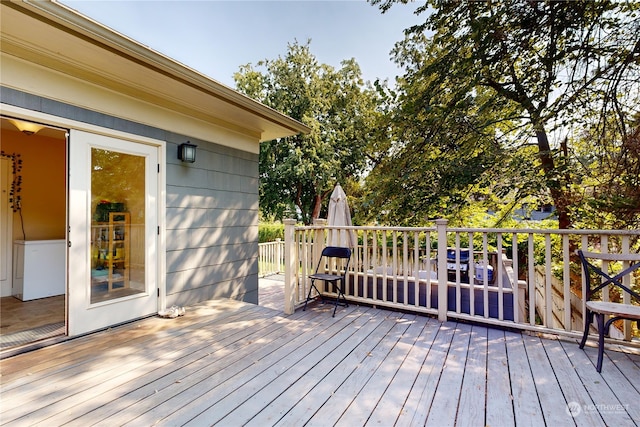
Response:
[327,183,357,248]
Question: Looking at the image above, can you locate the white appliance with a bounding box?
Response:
[13,240,65,301]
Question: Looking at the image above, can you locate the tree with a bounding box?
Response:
[369,0,640,229]
[571,118,640,230]
[234,41,385,224]
[358,76,513,226]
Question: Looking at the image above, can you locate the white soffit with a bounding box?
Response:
[0,0,310,143]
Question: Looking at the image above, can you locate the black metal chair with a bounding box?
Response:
[577,250,640,372]
[303,246,352,317]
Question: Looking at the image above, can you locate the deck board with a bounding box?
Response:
[337,314,428,426]
[522,334,575,426]
[455,325,488,427]
[245,307,386,426]
[200,307,379,426]
[121,308,333,426]
[561,340,637,427]
[506,330,547,426]
[48,306,293,426]
[365,315,437,427]
[598,348,640,423]
[543,337,607,426]
[425,322,472,427]
[1,280,639,426]
[396,321,456,426]
[272,310,404,426]
[485,327,514,426]
[306,311,408,426]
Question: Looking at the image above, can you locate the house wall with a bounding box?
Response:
[165,140,260,306]
[1,86,260,305]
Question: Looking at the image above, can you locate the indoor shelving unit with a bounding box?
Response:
[91,211,130,292]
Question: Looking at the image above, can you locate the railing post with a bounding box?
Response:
[436,218,449,322]
[313,219,327,257]
[283,219,296,315]
[313,218,327,247]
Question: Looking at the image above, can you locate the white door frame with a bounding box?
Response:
[1,104,167,336]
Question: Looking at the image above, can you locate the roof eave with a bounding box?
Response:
[8,0,310,141]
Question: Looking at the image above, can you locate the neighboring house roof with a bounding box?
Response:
[0,0,310,147]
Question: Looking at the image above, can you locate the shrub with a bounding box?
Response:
[258,223,284,243]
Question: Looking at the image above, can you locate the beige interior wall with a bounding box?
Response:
[1,128,66,241]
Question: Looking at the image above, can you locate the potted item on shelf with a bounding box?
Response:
[95,200,125,222]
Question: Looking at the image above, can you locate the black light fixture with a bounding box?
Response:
[178,141,197,163]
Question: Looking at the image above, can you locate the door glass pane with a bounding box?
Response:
[90,148,145,303]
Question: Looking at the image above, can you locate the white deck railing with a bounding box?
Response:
[258,239,285,277]
[282,218,640,346]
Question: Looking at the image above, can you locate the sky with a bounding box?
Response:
[61,0,426,89]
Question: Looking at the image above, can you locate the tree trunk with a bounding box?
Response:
[311,193,322,221]
[534,125,572,229]
[295,183,310,225]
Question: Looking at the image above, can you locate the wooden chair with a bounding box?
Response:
[303,246,352,317]
[577,250,640,372]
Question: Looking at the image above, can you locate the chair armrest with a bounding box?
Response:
[579,251,640,262]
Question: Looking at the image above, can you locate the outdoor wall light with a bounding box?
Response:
[178,141,197,163]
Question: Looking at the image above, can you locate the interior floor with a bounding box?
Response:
[0,295,65,334]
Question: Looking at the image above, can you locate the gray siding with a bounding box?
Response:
[2,86,260,306]
[165,140,260,306]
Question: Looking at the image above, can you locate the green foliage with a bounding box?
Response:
[570,121,640,230]
[258,223,284,244]
[358,82,508,225]
[234,41,388,224]
[91,149,145,222]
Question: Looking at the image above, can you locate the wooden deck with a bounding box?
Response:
[1,277,639,426]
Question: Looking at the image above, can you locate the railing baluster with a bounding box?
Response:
[580,235,589,332]
[283,219,295,314]
[392,230,398,304]
[371,230,377,300]
[259,238,286,277]
[482,233,489,319]
[562,235,571,332]
[622,235,631,340]
[512,233,520,322]
[382,231,387,302]
[426,231,432,309]
[362,230,369,300]
[414,231,420,308]
[468,232,475,317]
[455,232,462,314]
[602,235,610,304]
[528,233,535,325]
[544,233,553,327]
[403,231,409,306]
[497,233,504,321]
